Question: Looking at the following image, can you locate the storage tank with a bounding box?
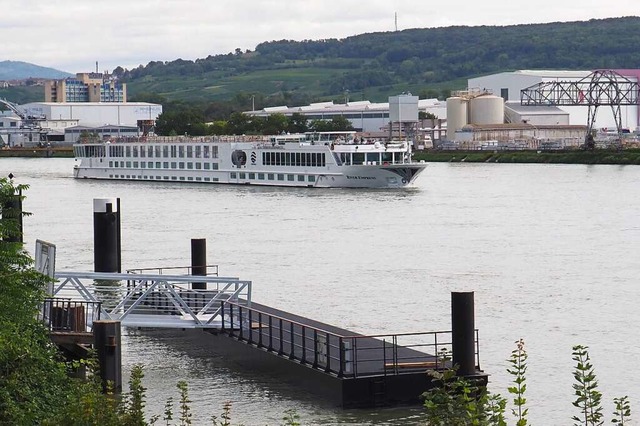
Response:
[469,95,504,125]
[446,97,468,141]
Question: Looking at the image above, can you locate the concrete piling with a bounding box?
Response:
[451,291,476,376]
[93,198,121,273]
[191,238,207,290]
[93,320,122,392]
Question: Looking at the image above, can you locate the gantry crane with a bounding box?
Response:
[520,70,640,148]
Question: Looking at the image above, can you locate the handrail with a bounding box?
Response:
[127,264,219,276]
[39,298,102,332]
[220,301,481,378]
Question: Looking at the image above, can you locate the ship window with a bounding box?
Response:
[211,146,219,158]
[195,177,201,181]
[187,162,193,169]
[258,173,265,180]
[393,152,403,163]
[171,162,177,168]
[195,163,201,170]
[163,146,170,157]
[148,162,153,168]
[204,163,210,170]
[186,146,193,158]
[126,146,131,157]
[297,175,304,181]
[195,146,201,158]
[212,177,219,182]
[295,153,301,166]
[203,146,210,158]
[163,176,169,180]
[311,153,317,167]
[204,177,211,182]
[161,162,166,168]
[120,161,124,167]
[179,162,185,169]
[381,152,392,163]
[230,172,236,178]
[126,161,131,168]
[133,161,139,168]
[180,177,185,181]
[287,174,294,181]
[148,146,154,158]
[170,145,177,158]
[268,173,274,180]
[141,162,145,168]
[353,153,365,165]
[277,174,284,181]
[156,146,162,158]
[140,147,146,158]
[308,175,315,182]
[211,163,218,170]
[109,161,113,167]
[285,153,291,166]
[249,173,255,179]
[366,153,379,164]
[178,146,185,158]
[239,173,246,179]
[171,176,177,180]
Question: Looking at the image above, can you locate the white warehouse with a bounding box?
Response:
[21,102,162,127]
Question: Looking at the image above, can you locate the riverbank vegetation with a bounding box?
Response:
[413,149,640,165]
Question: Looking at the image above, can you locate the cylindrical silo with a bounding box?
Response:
[469,95,504,125]
[446,97,468,141]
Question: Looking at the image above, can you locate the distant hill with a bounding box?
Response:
[0,60,72,80]
[121,16,640,106]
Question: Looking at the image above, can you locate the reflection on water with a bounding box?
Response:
[6,158,640,425]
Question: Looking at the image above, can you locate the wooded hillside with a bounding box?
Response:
[120,17,640,105]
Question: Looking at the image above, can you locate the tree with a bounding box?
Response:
[287,113,309,133]
[0,178,73,424]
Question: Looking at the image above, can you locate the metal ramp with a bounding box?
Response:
[52,271,252,329]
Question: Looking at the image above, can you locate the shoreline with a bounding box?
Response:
[3,147,640,165]
[413,149,640,165]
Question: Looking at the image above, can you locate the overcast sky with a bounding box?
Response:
[1,0,638,73]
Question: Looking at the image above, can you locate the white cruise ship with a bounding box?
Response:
[73,132,426,189]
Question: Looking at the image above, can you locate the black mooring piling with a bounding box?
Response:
[191,238,207,290]
[451,291,476,376]
[93,320,122,392]
[93,198,121,273]
[2,188,23,243]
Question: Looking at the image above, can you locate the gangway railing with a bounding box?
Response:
[127,264,219,277]
[219,301,480,378]
[53,271,251,329]
[39,298,102,333]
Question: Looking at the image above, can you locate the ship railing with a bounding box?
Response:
[220,301,480,378]
[52,271,251,328]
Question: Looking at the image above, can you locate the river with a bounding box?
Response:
[4,158,640,425]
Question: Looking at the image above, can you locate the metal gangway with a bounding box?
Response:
[51,271,252,329]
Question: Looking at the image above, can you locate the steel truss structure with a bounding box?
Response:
[52,271,252,329]
[520,70,640,144]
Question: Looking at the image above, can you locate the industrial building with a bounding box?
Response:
[245,97,447,135]
[468,69,639,131]
[19,101,162,144]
